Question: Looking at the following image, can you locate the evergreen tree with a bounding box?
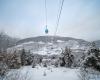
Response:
[83,42,100,71]
[20,48,26,66]
[61,47,74,67]
[21,49,33,66]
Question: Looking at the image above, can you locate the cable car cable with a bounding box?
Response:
[45,0,49,34]
[54,0,64,36]
[45,0,47,26]
[53,0,65,42]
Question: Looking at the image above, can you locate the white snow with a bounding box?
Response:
[5,66,79,80]
[57,40,65,43]
[22,41,35,45]
[33,45,62,55]
[37,41,45,44]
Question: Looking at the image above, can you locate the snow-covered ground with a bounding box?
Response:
[4,66,79,80]
[3,66,100,80]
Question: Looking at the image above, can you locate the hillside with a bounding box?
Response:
[7,36,90,56]
[16,36,88,45]
[94,40,100,47]
[0,32,19,51]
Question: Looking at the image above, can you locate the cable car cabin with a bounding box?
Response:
[45,28,49,34]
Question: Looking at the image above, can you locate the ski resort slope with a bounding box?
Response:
[4,66,100,80]
[32,67,79,80]
[5,66,79,80]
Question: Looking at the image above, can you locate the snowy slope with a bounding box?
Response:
[4,66,100,80]
[4,66,79,80]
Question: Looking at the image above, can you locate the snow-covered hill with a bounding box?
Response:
[94,40,100,47]
[16,36,89,46]
[7,36,90,56]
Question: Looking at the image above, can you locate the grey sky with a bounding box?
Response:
[0,0,100,41]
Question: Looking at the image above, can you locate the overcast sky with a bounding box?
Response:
[0,0,100,41]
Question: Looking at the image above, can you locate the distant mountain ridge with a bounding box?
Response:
[16,36,89,45]
[0,32,19,50]
[94,40,100,47]
[8,36,100,56]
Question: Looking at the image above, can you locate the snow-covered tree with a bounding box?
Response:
[83,42,100,71]
[21,49,33,66]
[0,62,8,77]
[60,47,74,67]
[32,54,43,68]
